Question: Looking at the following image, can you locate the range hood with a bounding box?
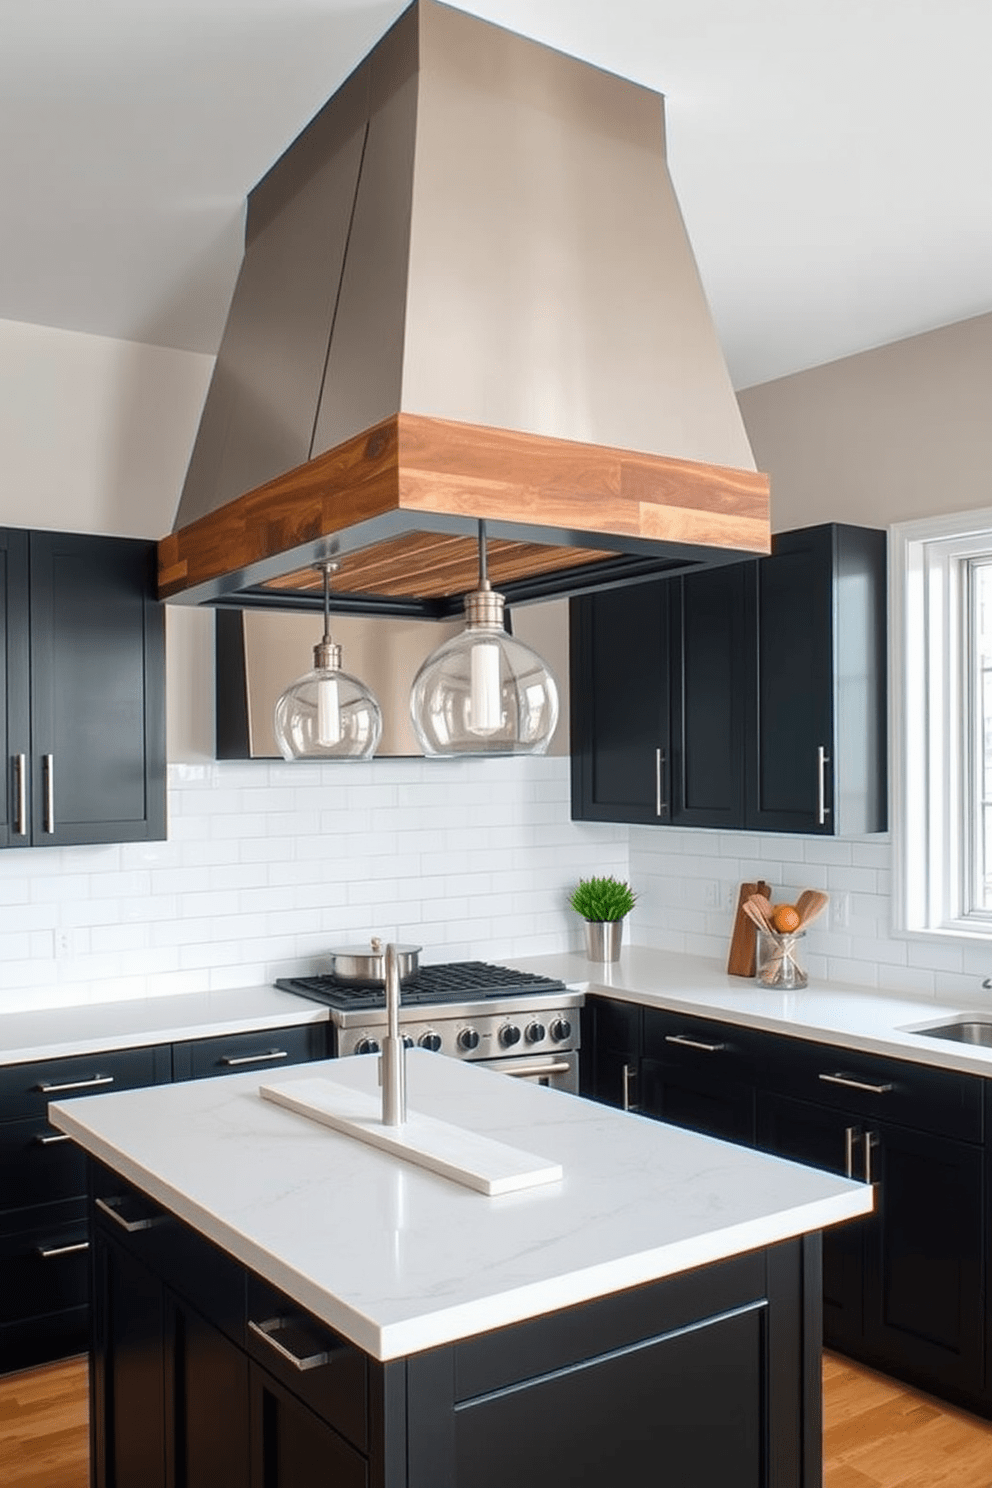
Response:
[160,0,769,615]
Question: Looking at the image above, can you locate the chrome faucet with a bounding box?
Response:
[381,942,407,1126]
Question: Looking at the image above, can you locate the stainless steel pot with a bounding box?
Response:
[327,938,421,984]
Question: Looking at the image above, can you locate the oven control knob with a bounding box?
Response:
[457,1028,480,1052]
[499,1024,522,1049]
[525,1021,546,1044]
[550,1018,572,1043]
[419,1031,443,1052]
[402,1035,415,1050]
[354,1037,380,1056]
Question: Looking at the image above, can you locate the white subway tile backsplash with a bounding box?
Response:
[2,752,990,1016]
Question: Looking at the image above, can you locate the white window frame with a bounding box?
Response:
[892,507,992,939]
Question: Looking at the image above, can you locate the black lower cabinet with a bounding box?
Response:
[583,995,991,1417]
[89,1164,820,1488]
[756,1091,986,1404]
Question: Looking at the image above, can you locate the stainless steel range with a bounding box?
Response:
[275,962,583,1093]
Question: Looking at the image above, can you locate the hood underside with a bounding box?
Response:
[161,0,770,616]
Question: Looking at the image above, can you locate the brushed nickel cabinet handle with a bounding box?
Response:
[621,1062,639,1112]
[219,1049,290,1067]
[36,1074,114,1094]
[655,748,668,817]
[43,753,55,833]
[817,745,830,826]
[35,1131,72,1146]
[843,1125,862,1179]
[664,1034,727,1054]
[818,1073,893,1096]
[37,1239,90,1260]
[863,1130,880,1185]
[13,753,27,835]
[95,1196,165,1234]
[248,1318,334,1373]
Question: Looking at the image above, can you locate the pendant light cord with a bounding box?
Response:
[477,519,489,591]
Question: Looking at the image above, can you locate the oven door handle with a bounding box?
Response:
[501,1061,574,1079]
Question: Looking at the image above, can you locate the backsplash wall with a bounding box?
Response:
[0,757,626,1014]
[2,755,988,1015]
[629,826,992,1002]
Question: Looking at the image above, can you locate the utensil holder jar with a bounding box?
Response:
[756,929,807,989]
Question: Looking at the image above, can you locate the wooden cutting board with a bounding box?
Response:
[726,879,772,978]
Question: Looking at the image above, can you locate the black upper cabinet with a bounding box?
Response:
[570,523,887,836]
[570,561,745,827]
[569,579,670,824]
[1,529,165,849]
[743,524,887,836]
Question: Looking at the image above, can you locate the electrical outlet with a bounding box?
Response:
[55,928,73,958]
[829,892,850,930]
[704,881,721,909]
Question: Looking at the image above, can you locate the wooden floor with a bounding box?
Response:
[2,1351,992,1486]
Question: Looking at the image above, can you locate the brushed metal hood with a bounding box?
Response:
[161,0,769,615]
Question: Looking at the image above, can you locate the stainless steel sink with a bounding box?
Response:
[913,1020,992,1046]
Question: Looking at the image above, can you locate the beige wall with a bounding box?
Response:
[738,311,992,531]
[0,317,217,759]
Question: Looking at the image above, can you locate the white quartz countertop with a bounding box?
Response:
[0,985,327,1067]
[51,1048,871,1362]
[507,947,992,1078]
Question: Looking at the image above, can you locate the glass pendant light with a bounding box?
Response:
[273,560,382,760]
[409,522,559,757]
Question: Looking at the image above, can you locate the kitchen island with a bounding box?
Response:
[52,1048,871,1488]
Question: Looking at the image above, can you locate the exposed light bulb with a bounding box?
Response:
[317,675,342,746]
[468,639,502,735]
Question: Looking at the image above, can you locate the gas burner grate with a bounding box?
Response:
[275,961,567,1012]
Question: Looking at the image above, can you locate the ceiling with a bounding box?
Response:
[1,0,990,391]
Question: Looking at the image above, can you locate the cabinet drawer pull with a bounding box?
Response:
[43,753,55,834]
[95,1196,165,1234]
[664,1034,727,1054]
[219,1049,290,1068]
[36,1239,90,1260]
[622,1062,639,1112]
[13,753,27,836]
[817,745,830,826]
[655,748,668,817]
[36,1073,114,1094]
[818,1073,893,1096]
[248,1317,334,1373]
[35,1131,72,1146]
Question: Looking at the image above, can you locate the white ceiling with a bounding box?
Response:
[1,0,990,390]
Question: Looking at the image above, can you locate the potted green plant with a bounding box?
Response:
[569,875,637,961]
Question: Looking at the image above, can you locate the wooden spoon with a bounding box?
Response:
[741,900,772,935]
[745,894,775,932]
[795,889,829,927]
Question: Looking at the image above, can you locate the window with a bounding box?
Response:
[893,509,992,937]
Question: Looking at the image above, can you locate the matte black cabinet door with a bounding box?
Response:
[743,524,887,836]
[580,996,642,1110]
[92,1232,168,1488]
[250,1363,367,1488]
[670,561,748,827]
[27,531,166,846]
[452,1303,763,1488]
[172,1301,250,1488]
[0,529,29,846]
[755,1092,866,1354]
[569,582,670,824]
[864,1124,984,1396]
